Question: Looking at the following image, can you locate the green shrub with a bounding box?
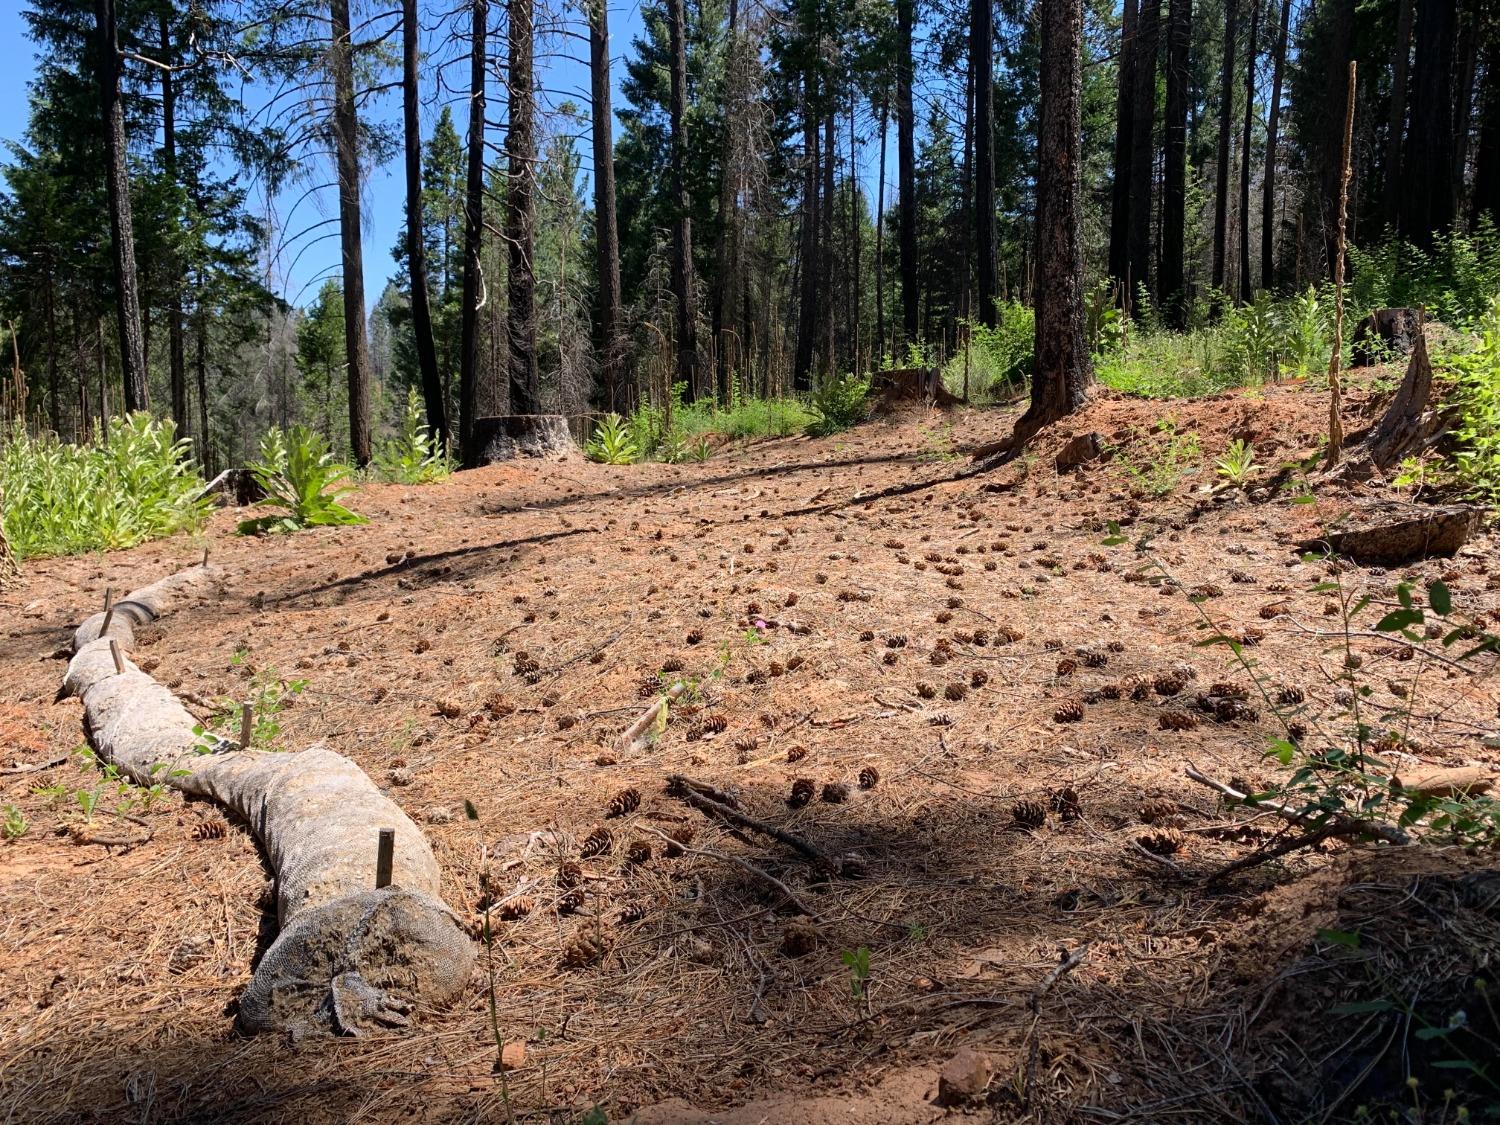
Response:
[1349,219,1500,327]
[806,372,870,437]
[0,414,211,560]
[372,390,451,484]
[1446,296,1500,504]
[943,302,1034,402]
[585,413,640,464]
[238,426,366,534]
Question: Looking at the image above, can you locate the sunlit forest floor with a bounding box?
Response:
[2,368,1497,1123]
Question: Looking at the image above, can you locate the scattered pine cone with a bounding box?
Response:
[1080,648,1109,668]
[557,888,585,914]
[859,629,876,642]
[561,930,607,968]
[944,682,969,702]
[1099,682,1123,700]
[1208,682,1248,700]
[935,610,954,624]
[1137,827,1187,856]
[607,788,641,818]
[781,918,820,958]
[1129,677,1153,701]
[1049,787,1081,821]
[626,839,652,866]
[686,628,703,645]
[786,656,806,671]
[1012,799,1047,829]
[498,896,535,921]
[882,651,899,666]
[1153,673,1186,696]
[916,682,937,700]
[703,715,728,735]
[1054,699,1085,723]
[1213,697,1258,723]
[663,825,695,857]
[580,826,614,858]
[970,669,989,689]
[1287,720,1308,742]
[1138,798,1181,825]
[733,736,759,760]
[786,745,808,763]
[191,814,228,841]
[928,650,949,667]
[821,781,851,804]
[886,634,908,649]
[1056,657,1078,677]
[1276,684,1305,705]
[661,656,684,674]
[1158,710,1199,732]
[636,676,661,700]
[787,778,816,808]
[558,860,583,889]
[858,765,880,790]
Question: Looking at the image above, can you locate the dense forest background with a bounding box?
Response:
[0,0,1497,472]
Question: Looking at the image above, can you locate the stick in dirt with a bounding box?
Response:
[666,774,845,873]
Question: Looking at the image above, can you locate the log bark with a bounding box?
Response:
[471,414,576,461]
[63,567,473,1036]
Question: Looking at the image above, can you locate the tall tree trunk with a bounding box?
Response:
[589,0,624,412]
[459,0,488,461]
[1160,0,1192,326]
[896,0,919,349]
[1474,42,1500,227]
[794,81,819,391]
[331,0,373,464]
[1399,0,1456,244]
[820,111,836,378]
[1317,0,1355,272]
[506,0,540,414]
[1237,0,1259,303]
[1212,0,1238,295]
[1261,0,1289,289]
[1108,0,1139,292]
[159,14,187,441]
[1128,0,1161,302]
[875,95,888,359]
[1015,0,1091,446]
[405,0,450,455]
[1451,4,1480,223]
[95,0,147,414]
[667,0,699,397]
[195,303,211,475]
[1382,0,1415,227]
[973,0,997,327]
[713,0,741,402]
[849,97,862,372]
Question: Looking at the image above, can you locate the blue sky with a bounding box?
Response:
[0,1,649,315]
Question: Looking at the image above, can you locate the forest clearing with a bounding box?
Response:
[3,360,1499,1122]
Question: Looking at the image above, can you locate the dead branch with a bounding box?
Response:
[1205,821,1357,883]
[1,754,68,775]
[640,826,813,916]
[614,681,686,755]
[665,774,841,872]
[1183,765,1408,846]
[1023,942,1091,1109]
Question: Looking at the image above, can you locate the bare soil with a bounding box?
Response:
[2,372,1497,1124]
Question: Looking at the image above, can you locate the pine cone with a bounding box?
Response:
[561,930,607,968]
[886,634,908,649]
[1054,699,1085,723]
[780,918,820,958]
[1049,787,1081,821]
[703,715,728,734]
[498,896,535,921]
[785,655,806,671]
[785,745,808,763]
[1213,697,1258,723]
[686,628,703,645]
[1012,799,1047,829]
[580,826,613,858]
[820,781,851,804]
[661,656,684,673]
[1137,827,1187,855]
[1158,710,1199,732]
[944,682,969,702]
[1056,657,1078,677]
[663,825,695,857]
[1099,682,1123,700]
[557,888,585,914]
[970,669,989,689]
[916,682,937,699]
[607,788,641,818]
[1287,720,1308,742]
[191,814,228,841]
[1153,673,1186,696]
[733,737,759,760]
[1276,684,1305,705]
[636,676,661,700]
[787,778,816,808]
[1138,798,1182,825]
[858,765,881,790]
[1080,648,1109,668]
[1208,682,1248,700]
[1129,676,1153,701]
[626,839,652,866]
[558,860,583,889]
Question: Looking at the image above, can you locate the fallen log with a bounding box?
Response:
[62,564,474,1037]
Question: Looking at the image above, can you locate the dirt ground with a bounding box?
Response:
[2,372,1498,1124]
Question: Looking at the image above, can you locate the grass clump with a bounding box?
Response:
[0,414,211,561]
[238,425,366,534]
[942,302,1034,402]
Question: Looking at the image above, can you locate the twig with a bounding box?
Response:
[1127,839,1191,877]
[1184,765,1408,846]
[666,774,841,871]
[614,681,686,755]
[640,826,813,916]
[1023,943,1091,1109]
[1205,821,1356,883]
[1,754,68,775]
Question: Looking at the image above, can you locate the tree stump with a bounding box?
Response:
[1351,307,1422,367]
[871,367,963,408]
[471,415,576,462]
[198,467,266,507]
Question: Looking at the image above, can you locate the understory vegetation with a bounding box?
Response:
[0,416,210,561]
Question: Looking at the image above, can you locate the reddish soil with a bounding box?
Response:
[2,372,1497,1124]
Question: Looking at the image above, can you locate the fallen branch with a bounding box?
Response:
[1,754,68,775]
[640,826,813,916]
[615,681,686,756]
[1184,766,1409,846]
[1205,821,1357,883]
[666,774,843,872]
[1023,943,1091,1109]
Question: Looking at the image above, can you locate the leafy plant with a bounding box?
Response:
[841,945,872,1001]
[1113,418,1203,496]
[1445,296,1500,504]
[1215,438,1258,485]
[806,372,870,437]
[372,389,451,484]
[585,413,640,465]
[239,426,366,534]
[3,804,27,840]
[0,414,211,561]
[195,667,307,753]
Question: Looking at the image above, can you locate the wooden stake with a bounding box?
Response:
[375,828,395,889]
[100,588,115,639]
[239,704,253,749]
[202,546,210,568]
[109,638,125,675]
[1326,60,1356,468]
